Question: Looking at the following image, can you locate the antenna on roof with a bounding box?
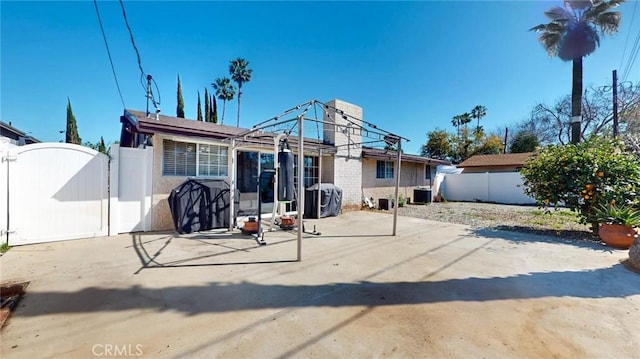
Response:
[146,74,161,120]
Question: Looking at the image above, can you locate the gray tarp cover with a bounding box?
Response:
[305,183,342,218]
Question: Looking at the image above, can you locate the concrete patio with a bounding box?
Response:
[1,211,638,358]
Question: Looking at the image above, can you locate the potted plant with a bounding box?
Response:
[594,204,640,249]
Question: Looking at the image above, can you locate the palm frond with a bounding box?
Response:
[589,0,625,15]
[530,24,547,32]
[545,6,574,21]
[539,32,562,56]
[593,11,622,34]
[565,0,594,10]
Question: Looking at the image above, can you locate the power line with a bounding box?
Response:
[618,0,638,72]
[93,0,126,109]
[621,29,640,82]
[118,0,161,109]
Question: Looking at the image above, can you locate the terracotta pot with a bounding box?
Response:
[598,224,638,249]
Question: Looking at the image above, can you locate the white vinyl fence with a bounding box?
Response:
[109,144,153,233]
[441,172,536,205]
[1,141,153,246]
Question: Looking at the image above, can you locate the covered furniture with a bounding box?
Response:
[168,179,240,234]
[304,183,342,218]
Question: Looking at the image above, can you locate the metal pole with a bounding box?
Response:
[229,138,236,231]
[146,74,152,118]
[613,70,619,138]
[5,155,9,245]
[392,140,402,236]
[317,149,322,220]
[297,115,304,261]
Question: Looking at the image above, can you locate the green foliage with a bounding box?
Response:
[521,137,640,232]
[471,105,486,137]
[176,74,185,118]
[473,134,504,155]
[594,204,640,227]
[421,129,452,160]
[398,193,407,207]
[196,91,203,121]
[0,241,9,253]
[211,94,218,124]
[204,88,210,122]
[212,77,235,125]
[84,136,109,156]
[510,131,539,153]
[65,98,81,145]
[229,58,252,127]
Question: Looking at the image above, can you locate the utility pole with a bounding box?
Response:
[612,70,618,138]
[503,127,508,154]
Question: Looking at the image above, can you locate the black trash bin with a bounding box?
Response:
[413,188,432,204]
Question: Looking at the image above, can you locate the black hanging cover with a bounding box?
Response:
[168,179,240,234]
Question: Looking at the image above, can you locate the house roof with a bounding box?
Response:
[121,109,336,153]
[123,110,246,139]
[459,152,534,167]
[0,121,40,144]
[361,147,451,165]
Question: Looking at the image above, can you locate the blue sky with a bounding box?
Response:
[1,1,638,154]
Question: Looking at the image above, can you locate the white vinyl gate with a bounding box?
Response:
[1,143,109,245]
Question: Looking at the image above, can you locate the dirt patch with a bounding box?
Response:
[1,282,29,329]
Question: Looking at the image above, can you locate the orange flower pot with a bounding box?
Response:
[599,224,638,249]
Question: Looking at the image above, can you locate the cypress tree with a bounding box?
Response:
[98,136,107,154]
[197,91,203,121]
[204,88,210,122]
[176,74,185,118]
[65,97,81,144]
[211,94,218,124]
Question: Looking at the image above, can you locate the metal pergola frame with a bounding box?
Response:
[224,100,409,261]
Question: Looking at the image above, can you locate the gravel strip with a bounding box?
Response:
[384,202,598,242]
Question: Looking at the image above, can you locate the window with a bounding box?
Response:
[163,139,228,177]
[376,160,394,179]
[425,165,432,180]
[293,155,319,188]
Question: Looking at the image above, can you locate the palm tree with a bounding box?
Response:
[531,0,625,144]
[451,114,463,141]
[229,58,253,127]
[471,105,487,136]
[212,77,235,125]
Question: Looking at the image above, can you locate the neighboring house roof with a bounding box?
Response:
[459,152,534,168]
[361,147,451,166]
[0,121,40,145]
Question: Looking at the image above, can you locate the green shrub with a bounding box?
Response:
[521,137,640,233]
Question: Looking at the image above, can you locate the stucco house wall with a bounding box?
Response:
[149,134,232,231]
[362,158,433,203]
